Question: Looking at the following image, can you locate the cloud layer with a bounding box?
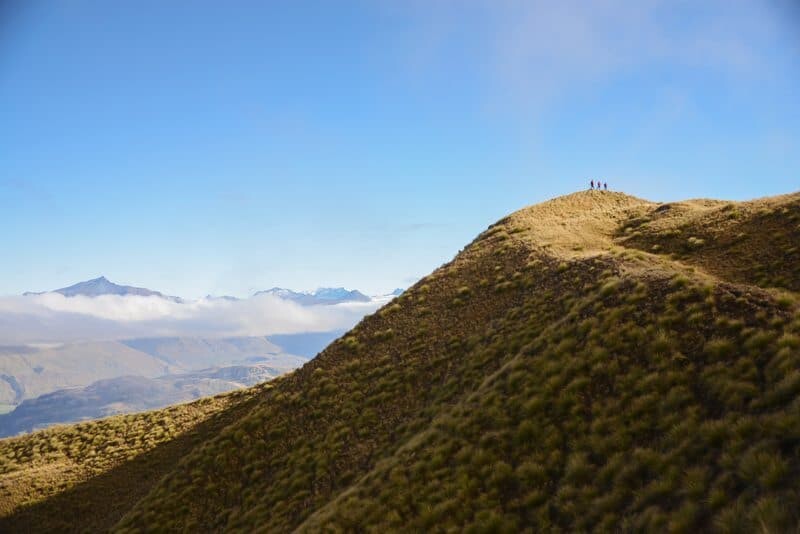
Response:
[0,294,385,344]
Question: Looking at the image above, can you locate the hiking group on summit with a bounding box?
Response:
[590,180,608,191]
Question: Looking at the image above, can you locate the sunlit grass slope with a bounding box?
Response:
[2,189,799,533]
[616,192,800,291]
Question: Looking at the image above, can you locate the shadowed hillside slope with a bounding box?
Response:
[0,386,264,532]
[2,190,799,532]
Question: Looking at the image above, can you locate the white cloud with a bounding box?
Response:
[0,294,383,344]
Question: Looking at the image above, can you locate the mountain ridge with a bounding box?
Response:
[2,190,799,533]
[0,360,305,437]
[24,276,183,303]
[254,287,372,305]
[23,278,382,305]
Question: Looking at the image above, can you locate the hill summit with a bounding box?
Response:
[2,190,799,532]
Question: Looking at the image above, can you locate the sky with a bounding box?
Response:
[1,0,799,298]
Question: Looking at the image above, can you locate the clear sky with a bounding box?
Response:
[1,1,798,298]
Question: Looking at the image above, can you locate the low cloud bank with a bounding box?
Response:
[0,294,384,344]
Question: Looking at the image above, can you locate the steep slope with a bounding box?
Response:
[113,190,799,532]
[2,190,799,532]
[301,268,797,531]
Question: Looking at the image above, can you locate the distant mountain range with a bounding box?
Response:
[24,276,183,302]
[254,287,372,305]
[24,277,401,305]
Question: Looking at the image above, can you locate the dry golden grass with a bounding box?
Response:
[617,191,800,291]
[501,190,654,256]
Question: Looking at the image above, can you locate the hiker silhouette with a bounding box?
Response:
[590,180,594,190]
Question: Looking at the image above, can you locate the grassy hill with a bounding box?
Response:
[1,190,799,532]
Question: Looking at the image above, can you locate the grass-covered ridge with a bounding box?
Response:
[2,190,799,532]
[302,273,800,532]
[615,192,800,291]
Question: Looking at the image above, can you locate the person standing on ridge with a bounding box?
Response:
[590,180,594,190]
[604,182,608,191]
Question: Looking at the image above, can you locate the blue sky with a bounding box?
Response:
[1,1,798,297]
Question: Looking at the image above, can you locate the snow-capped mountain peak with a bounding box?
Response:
[254,287,371,306]
[24,277,183,302]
